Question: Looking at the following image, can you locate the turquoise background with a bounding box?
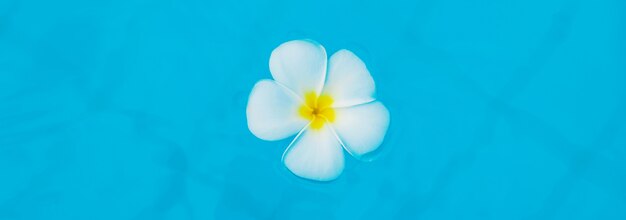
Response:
[1,0,625,219]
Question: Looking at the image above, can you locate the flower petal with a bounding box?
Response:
[282,125,344,181]
[269,40,327,98]
[332,101,390,158]
[246,80,308,141]
[322,49,376,107]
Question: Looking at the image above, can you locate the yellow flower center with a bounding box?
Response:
[298,91,335,130]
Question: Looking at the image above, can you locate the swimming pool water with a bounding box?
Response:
[1,0,625,219]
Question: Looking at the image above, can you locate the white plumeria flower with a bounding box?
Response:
[246,39,390,181]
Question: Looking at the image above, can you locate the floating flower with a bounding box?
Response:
[246,40,390,181]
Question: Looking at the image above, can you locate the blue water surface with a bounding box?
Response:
[1,0,625,219]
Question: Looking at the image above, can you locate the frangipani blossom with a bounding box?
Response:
[246,40,390,181]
